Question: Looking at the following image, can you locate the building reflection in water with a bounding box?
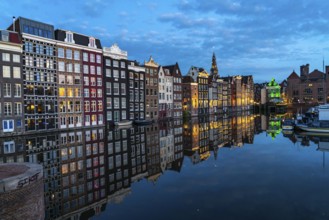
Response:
[0,114,259,219]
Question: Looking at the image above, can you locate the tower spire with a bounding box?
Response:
[210,52,219,78]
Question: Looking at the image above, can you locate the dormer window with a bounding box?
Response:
[65,31,75,43]
[88,37,96,48]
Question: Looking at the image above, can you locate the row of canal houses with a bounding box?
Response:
[0,17,254,136]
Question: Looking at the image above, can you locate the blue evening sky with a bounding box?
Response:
[1,0,329,83]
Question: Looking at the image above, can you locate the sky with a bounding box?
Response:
[1,0,329,83]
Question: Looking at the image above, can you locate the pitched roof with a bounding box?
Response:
[308,69,324,79]
[287,71,300,80]
[182,75,195,83]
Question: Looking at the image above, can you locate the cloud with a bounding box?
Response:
[158,13,217,29]
[82,0,109,17]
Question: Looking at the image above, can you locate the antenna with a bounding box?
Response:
[12,16,15,32]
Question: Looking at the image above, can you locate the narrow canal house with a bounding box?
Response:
[163,63,182,118]
[158,65,174,120]
[55,29,84,129]
[128,61,146,120]
[186,66,209,116]
[103,44,129,126]
[144,56,159,121]
[0,30,24,135]
[9,17,58,132]
[80,35,104,127]
[182,75,198,117]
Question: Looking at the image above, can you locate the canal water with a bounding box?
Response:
[2,114,329,220]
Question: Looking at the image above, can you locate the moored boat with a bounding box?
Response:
[115,120,133,127]
[282,119,295,130]
[295,104,329,133]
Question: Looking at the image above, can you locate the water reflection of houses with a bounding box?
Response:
[183,117,210,164]
[145,124,161,183]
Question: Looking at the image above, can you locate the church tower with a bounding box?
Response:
[210,52,219,78]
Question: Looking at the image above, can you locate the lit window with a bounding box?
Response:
[13,67,21,78]
[3,66,10,78]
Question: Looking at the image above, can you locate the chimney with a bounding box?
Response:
[300,64,310,77]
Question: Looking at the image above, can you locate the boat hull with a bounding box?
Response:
[115,120,133,126]
[296,124,329,133]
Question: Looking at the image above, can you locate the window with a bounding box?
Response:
[74,76,81,84]
[91,88,96,98]
[59,61,65,71]
[3,141,15,153]
[74,51,80,60]
[59,88,65,97]
[14,102,22,115]
[66,49,72,59]
[90,66,95,74]
[113,70,119,78]
[84,76,89,86]
[105,59,111,66]
[3,120,14,132]
[90,77,96,86]
[98,101,103,111]
[114,98,119,109]
[84,101,90,112]
[121,83,126,95]
[25,56,33,66]
[58,48,64,58]
[4,83,11,97]
[13,67,21,78]
[3,66,10,78]
[74,63,80,73]
[96,66,101,75]
[106,69,111,77]
[83,65,89,74]
[89,37,96,48]
[106,82,111,94]
[45,46,53,56]
[13,54,20,63]
[66,31,74,43]
[83,52,88,62]
[121,98,126,109]
[97,89,102,98]
[96,55,101,63]
[113,83,119,95]
[113,60,119,67]
[4,102,12,116]
[59,75,65,84]
[90,54,95,63]
[106,98,112,109]
[2,53,10,61]
[121,70,125,78]
[121,61,126,68]
[97,78,102,86]
[14,84,21,97]
[66,63,73,72]
[24,42,33,53]
[91,101,97,112]
[36,44,43,54]
[84,88,89,97]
